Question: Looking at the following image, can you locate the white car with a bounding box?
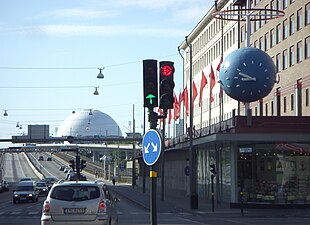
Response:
[41,181,119,225]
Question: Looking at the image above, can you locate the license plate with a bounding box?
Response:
[20,197,27,201]
[64,208,86,214]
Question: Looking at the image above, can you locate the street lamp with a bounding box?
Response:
[93,87,99,95]
[97,68,104,79]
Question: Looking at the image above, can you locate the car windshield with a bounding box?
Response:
[51,186,100,201]
[16,186,34,191]
[20,178,31,181]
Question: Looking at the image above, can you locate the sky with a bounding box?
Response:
[0,0,214,147]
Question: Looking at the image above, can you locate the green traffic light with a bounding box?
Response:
[146,94,156,104]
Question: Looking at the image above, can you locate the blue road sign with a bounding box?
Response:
[142,129,162,166]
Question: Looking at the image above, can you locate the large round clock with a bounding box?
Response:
[219,47,276,102]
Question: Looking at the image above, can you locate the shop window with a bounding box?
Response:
[237,144,310,204]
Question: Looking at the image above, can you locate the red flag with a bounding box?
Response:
[199,71,207,107]
[216,57,223,72]
[183,86,189,116]
[193,81,198,102]
[168,109,172,124]
[209,65,216,102]
[173,94,180,120]
[179,91,183,103]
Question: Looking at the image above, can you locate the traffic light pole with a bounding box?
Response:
[160,111,166,201]
[150,166,157,225]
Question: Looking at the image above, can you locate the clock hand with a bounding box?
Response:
[239,72,256,81]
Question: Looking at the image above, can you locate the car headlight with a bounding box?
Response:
[14,194,19,197]
[28,194,33,197]
[43,189,46,191]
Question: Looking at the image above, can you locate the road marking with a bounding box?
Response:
[10,212,22,215]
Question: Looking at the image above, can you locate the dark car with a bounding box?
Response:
[36,182,49,196]
[13,181,39,203]
[41,177,58,190]
[38,156,44,161]
[46,156,52,161]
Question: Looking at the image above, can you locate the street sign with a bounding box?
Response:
[142,129,161,166]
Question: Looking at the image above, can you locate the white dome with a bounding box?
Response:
[57,110,122,137]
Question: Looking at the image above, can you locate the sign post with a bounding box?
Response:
[142,129,162,225]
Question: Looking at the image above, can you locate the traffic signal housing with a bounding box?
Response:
[210,164,216,175]
[80,159,87,171]
[69,159,75,171]
[143,59,158,109]
[159,61,175,110]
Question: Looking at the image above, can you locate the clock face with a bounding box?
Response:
[219,47,276,102]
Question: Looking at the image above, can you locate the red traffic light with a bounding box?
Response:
[161,65,174,77]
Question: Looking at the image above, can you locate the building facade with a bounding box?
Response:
[171,0,310,206]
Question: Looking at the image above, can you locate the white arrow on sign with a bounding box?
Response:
[151,142,157,152]
[144,143,150,153]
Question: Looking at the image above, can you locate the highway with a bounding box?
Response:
[0,152,207,225]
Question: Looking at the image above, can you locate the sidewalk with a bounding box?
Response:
[109,182,310,219]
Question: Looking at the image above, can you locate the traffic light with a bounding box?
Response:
[210,164,216,175]
[80,159,87,171]
[69,159,75,171]
[159,61,175,110]
[143,59,158,109]
[76,155,80,172]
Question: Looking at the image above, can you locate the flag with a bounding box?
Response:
[183,86,189,116]
[209,65,216,102]
[173,94,180,120]
[168,109,172,124]
[193,81,198,103]
[179,91,183,103]
[199,71,207,107]
[157,108,164,125]
[216,57,223,72]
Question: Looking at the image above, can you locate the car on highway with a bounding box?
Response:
[41,181,119,225]
[13,181,39,203]
[41,176,58,190]
[36,182,49,196]
[20,177,34,182]
[39,156,44,161]
[46,156,52,161]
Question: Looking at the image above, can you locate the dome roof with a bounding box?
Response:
[57,110,122,137]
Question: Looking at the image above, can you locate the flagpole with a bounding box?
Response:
[209,67,212,132]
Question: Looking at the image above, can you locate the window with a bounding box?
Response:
[290,45,295,66]
[276,53,281,72]
[241,26,245,43]
[306,3,310,26]
[277,0,282,10]
[306,36,310,59]
[265,33,269,50]
[271,101,274,116]
[284,96,287,113]
[265,103,268,116]
[276,24,281,44]
[283,0,288,9]
[259,37,264,50]
[283,19,288,40]
[291,94,294,111]
[290,14,295,35]
[283,49,288,70]
[270,28,275,48]
[297,41,303,63]
[306,88,309,107]
[297,9,302,31]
